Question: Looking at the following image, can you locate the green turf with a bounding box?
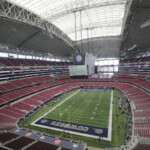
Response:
[23,88,128,148]
[45,89,111,128]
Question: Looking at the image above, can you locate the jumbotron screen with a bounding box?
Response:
[69,65,88,76]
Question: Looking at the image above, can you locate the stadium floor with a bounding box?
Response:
[24,88,128,148]
[31,89,113,139]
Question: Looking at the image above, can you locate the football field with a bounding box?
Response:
[45,89,111,128]
[31,89,113,139]
[24,88,128,148]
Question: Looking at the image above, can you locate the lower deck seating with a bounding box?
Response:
[4,106,25,115]
[23,98,41,106]
[133,143,150,150]
[0,78,149,146]
[4,92,20,100]
[0,75,53,93]
[25,141,59,150]
[0,95,10,104]
[134,110,150,118]
[12,102,34,111]
[134,129,150,138]
[0,131,79,150]
[0,132,19,143]
[0,108,22,118]
[30,94,48,102]
[0,78,66,105]
[4,136,34,150]
[1,77,149,106]
[0,114,17,123]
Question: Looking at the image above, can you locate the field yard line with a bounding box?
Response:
[31,89,80,125]
[75,91,94,123]
[107,90,113,141]
[71,117,108,125]
[99,90,103,101]
[68,91,87,120]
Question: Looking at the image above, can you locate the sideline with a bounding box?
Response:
[101,90,113,141]
[107,90,113,141]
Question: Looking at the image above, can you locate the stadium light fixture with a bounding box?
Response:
[140,19,150,28]
[128,44,137,51]
[44,23,54,39]
[121,53,126,56]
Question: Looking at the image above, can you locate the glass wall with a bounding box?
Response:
[95,58,119,78]
[0,52,63,62]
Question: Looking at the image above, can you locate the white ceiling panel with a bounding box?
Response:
[7,0,128,41]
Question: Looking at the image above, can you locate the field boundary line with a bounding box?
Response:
[75,91,94,123]
[31,89,80,125]
[107,90,113,141]
[67,91,86,120]
[31,89,113,141]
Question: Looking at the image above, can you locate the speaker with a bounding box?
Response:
[95,66,98,74]
[44,23,53,39]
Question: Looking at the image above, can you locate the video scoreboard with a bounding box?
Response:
[69,53,95,76]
